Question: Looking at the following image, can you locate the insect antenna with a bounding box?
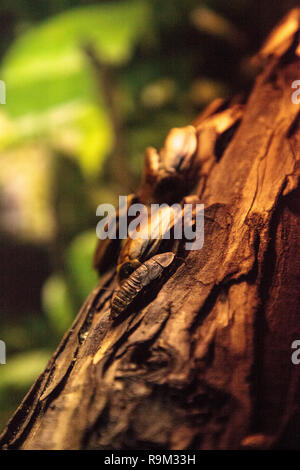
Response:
[174,254,193,267]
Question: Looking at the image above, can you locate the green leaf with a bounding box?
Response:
[0,350,51,389]
[42,274,74,335]
[66,230,99,303]
[0,1,151,175]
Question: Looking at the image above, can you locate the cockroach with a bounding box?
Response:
[140,126,199,204]
[116,195,199,284]
[94,125,200,277]
[110,252,175,319]
[159,125,198,172]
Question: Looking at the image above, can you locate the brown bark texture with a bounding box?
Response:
[1,10,300,450]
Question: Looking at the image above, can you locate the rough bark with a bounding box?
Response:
[1,10,300,450]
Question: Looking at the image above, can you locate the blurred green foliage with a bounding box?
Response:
[0,0,297,431]
[0,1,151,174]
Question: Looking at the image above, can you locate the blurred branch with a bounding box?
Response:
[83,44,133,192]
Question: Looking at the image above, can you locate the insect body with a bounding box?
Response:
[140,126,199,204]
[116,195,199,284]
[159,125,198,172]
[116,203,182,283]
[94,126,201,276]
[110,252,175,319]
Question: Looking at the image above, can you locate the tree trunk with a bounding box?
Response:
[1,10,300,450]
